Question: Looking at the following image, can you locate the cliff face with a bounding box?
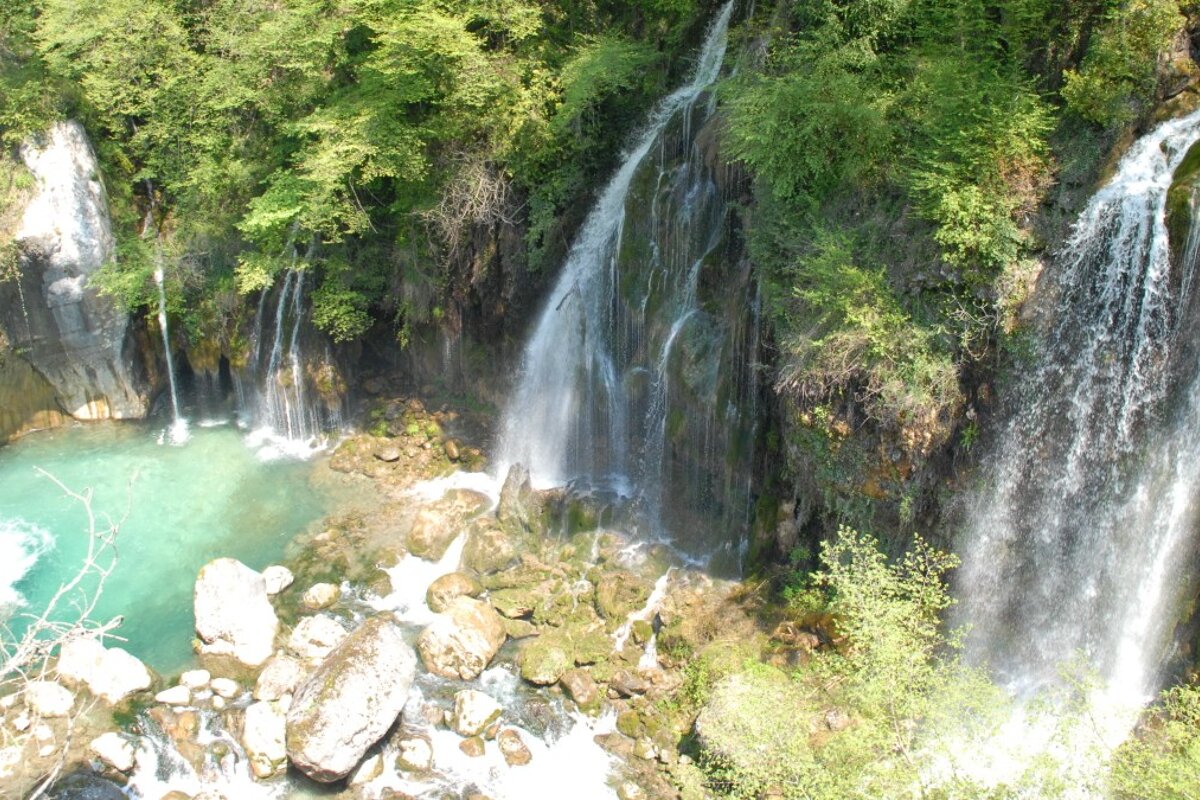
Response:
[0,121,146,440]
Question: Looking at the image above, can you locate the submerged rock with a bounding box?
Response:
[194,558,279,668]
[416,596,506,681]
[44,772,126,800]
[302,582,340,610]
[25,681,73,717]
[286,613,416,782]
[55,638,152,704]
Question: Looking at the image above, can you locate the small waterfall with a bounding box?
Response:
[958,109,1200,718]
[496,1,757,560]
[153,264,189,445]
[238,267,345,458]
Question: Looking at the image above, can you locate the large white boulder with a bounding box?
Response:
[287,615,347,663]
[254,654,307,702]
[56,638,152,704]
[89,732,136,773]
[286,614,416,782]
[242,700,287,779]
[194,558,278,667]
[416,596,506,681]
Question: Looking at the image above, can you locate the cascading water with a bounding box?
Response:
[496,1,758,561]
[957,109,1200,727]
[154,263,189,444]
[237,267,345,458]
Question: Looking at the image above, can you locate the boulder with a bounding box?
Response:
[254,654,306,701]
[374,447,401,463]
[210,677,239,699]
[287,615,347,662]
[88,732,135,773]
[426,572,483,613]
[416,597,506,681]
[560,669,600,713]
[302,582,339,610]
[459,736,486,757]
[262,565,294,595]
[242,700,287,779]
[497,728,532,766]
[179,669,210,690]
[498,464,537,533]
[518,632,572,686]
[44,772,127,800]
[463,526,517,574]
[155,685,190,706]
[194,558,278,668]
[406,490,490,560]
[56,638,152,704]
[286,614,416,782]
[449,690,502,737]
[25,681,73,717]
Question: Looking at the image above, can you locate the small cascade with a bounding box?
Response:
[495,1,759,561]
[236,267,345,459]
[958,109,1200,727]
[153,264,189,445]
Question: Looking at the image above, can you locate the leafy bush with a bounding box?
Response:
[1110,684,1200,799]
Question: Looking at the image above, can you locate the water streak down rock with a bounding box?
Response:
[1,121,145,424]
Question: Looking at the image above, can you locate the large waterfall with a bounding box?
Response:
[958,109,1200,714]
[496,1,759,560]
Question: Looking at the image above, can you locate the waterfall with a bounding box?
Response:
[239,267,344,459]
[153,264,189,445]
[958,109,1200,719]
[496,1,757,560]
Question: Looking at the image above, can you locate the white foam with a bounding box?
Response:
[369,533,467,625]
[244,426,327,462]
[0,518,53,618]
[408,471,501,506]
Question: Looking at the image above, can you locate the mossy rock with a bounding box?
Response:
[489,588,540,619]
[596,572,651,622]
[631,620,654,646]
[617,709,645,739]
[518,632,573,685]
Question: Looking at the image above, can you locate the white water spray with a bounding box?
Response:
[154,265,189,445]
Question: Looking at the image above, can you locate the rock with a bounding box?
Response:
[496,728,532,767]
[618,781,647,800]
[407,509,461,561]
[34,722,53,740]
[11,711,30,731]
[302,582,340,610]
[396,735,433,772]
[489,587,537,619]
[194,558,279,668]
[262,565,295,595]
[463,527,516,575]
[243,701,287,779]
[595,572,650,621]
[212,696,226,711]
[503,618,537,639]
[286,614,416,782]
[179,669,211,690]
[609,669,649,698]
[631,619,653,645]
[444,439,460,461]
[89,732,135,773]
[518,633,572,686]
[56,638,152,704]
[459,736,486,758]
[210,677,239,699]
[617,710,643,739]
[634,737,657,760]
[4,121,145,426]
[350,753,383,784]
[43,772,127,800]
[374,447,401,463]
[254,654,306,701]
[427,572,483,613]
[450,690,502,737]
[560,669,600,713]
[416,596,506,681]
[155,685,191,706]
[25,680,74,717]
[288,615,348,662]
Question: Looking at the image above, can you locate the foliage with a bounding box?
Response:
[699,526,1010,799]
[1110,683,1200,799]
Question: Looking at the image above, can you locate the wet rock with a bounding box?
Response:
[618,782,647,800]
[450,689,502,737]
[596,572,650,621]
[489,587,538,619]
[302,582,340,610]
[26,680,74,717]
[631,620,653,646]
[262,565,294,595]
[497,464,536,533]
[463,527,516,575]
[609,669,649,698]
[427,572,483,613]
[502,618,537,639]
[89,732,135,773]
[406,491,488,559]
[496,728,532,766]
[254,654,306,701]
[444,439,460,461]
[179,669,210,690]
[288,615,348,662]
[155,685,190,706]
[194,558,279,668]
[518,633,572,686]
[396,734,433,772]
[287,613,416,782]
[416,596,506,681]
[56,638,152,704]
[560,669,600,713]
[351,753,384,785]
[243,701,287,779]
[459,736,486,757]
[210,677,239,699]
[44,772,127,800]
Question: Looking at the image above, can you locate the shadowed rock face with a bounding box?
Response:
[1,120,145,429]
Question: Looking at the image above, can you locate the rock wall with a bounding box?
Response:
[0,120,145,441]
